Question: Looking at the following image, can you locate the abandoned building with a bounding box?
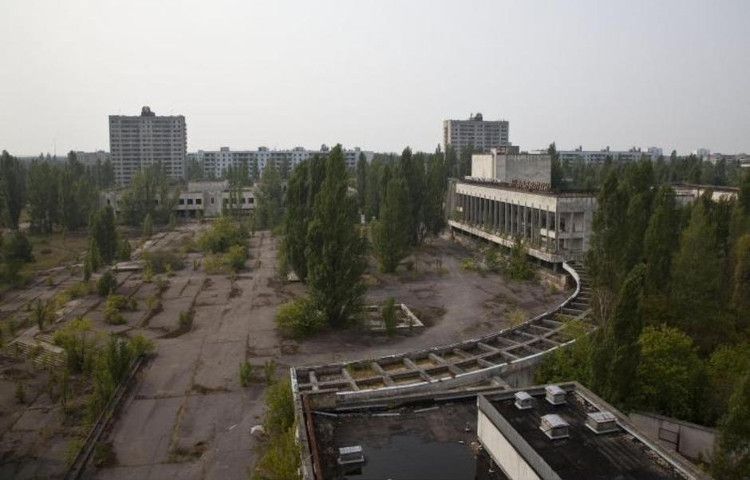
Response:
[293,382,708,480]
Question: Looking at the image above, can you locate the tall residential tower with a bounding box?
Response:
[109,106,186,185]
[443,113,510,153]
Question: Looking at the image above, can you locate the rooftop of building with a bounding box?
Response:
[480,385,703,480]
[310,396,509,480]
[298,383,706,480]
[457,177,597,198]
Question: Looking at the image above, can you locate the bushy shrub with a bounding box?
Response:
[197,216,248,254]
[179,311,194,330]
[116,236,132,261]
[2,231,34,263]
[97,270,117,297]
[129,333,155,357]
[275,296,324,338]
[202,254,231,275]
[67,280,95,299]
[104,294,136,325]
[461,257,477,270]
[239,360,254,387]
[226,244,248,272]
[382,297,397,336]
[53,317,96,373]
[142,250,184,274]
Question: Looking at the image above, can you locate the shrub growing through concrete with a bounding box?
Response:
[239,360,254,387]
[264,358,277,384]
[179,311,194,330]
[143,250,184,274]
[97,270,117,297]
[252,376,300,479]
[274,296,324,338]
[382,297,397,336]
[53,317,96,373]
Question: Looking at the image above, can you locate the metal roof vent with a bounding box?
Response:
[514,391,534,410]
[545,385,566,405]
[337,446,365,466]
[585,411,619,435]
[540,414,570,440]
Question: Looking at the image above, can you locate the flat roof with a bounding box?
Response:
[311,399,508,480]
[457,178,596,198]
[484,390,690,480]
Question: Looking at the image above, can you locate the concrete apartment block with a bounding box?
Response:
[109,106,186,185]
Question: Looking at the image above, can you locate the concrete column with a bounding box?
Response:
[555,209,560,252]
[546,207,551,251]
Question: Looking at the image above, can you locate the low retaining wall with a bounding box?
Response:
[630,412,716,464]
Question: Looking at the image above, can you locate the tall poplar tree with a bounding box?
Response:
[373,177,411,272]
[305,145,367,327]
[0,151,26,229]
[355,152,368,210]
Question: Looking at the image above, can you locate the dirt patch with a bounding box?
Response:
[191,384,229,395]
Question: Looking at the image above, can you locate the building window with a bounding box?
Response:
[196,198,202,205]
[187,198,194,205]
[179,198,185,205]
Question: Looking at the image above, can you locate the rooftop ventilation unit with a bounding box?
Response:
[337,446,365,466]
[540,414,570,440]
[585,411,619,435]
[545,385,566,405]
[514,391,534,410]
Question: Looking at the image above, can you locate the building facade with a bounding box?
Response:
[557,146,662,166]
[74,150,111,166]
[109,106,186,185]
[101,180,254,219]
[448,152,596,264]
[443,113,510,153]
[189,145,374,179]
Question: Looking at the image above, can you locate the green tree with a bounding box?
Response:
[635,325,704,420]
[422,153,446,237]
[548,142,563,189]
[400,148,426,244]
[91,207,118,264]
[671,196,729,351]
[707,343,750,423]
[373,177,411,272]
[0,151,27,229]
[305,145,367,327]
[142,213,153,238]
[642,186,680,292]
[59,152,96,232]
[281,157,325,282]
[355,152,368,210]
[712,370,750,479]
[256,161,283,229]
[27,159,60,234]
[118,164,176,226]
[732,234,750,331]
[587,171,631,289]
[595,264,647,407]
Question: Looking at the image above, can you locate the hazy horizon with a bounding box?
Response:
[1,0,749,156]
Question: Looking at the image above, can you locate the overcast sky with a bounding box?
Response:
[1,0,748,156]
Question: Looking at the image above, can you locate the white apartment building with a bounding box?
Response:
[443,113,510,153]
[190,145,374,179]
[557,146,662,166]
[109,106,186,185]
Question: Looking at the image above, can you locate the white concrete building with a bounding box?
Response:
[447,152,597,264]
[74,150,111,166]
[557,146,660,165]
[443,113,510,153]
[101,180,255,219]
[109,106,186,185]
[190,145,374,179]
